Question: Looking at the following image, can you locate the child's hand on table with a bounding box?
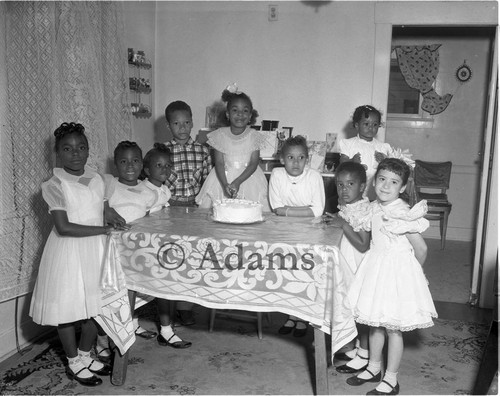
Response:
[322,212,345,228]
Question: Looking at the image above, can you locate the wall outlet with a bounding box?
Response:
[268,5,278,21]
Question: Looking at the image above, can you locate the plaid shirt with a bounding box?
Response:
[164,138,212,203]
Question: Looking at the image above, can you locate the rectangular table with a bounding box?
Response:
[99,206,357,394]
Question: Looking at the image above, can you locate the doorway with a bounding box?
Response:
[377,25,497,306]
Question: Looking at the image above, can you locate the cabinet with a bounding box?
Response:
[128,48,152,118]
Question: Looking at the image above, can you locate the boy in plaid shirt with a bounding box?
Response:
[164,101,212,207]
[163,100,212,325]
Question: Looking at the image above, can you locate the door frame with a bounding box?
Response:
[471,28,498,309]
[371,2,498,307]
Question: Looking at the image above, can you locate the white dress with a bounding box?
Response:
[29,167,105,325]
[143,179,171,213]
[195,127,270,210]
[337,197,371,286]
[103,176,156,223]
[339,136,392,200]
[268,167,325,217]
[348,199,437,331]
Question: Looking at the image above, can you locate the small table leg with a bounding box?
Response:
[110,290,136,386]
[110,348,129,386]
[314,327,329,395]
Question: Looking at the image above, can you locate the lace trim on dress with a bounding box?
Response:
[338,198,373,232]
[208,127,267,154]
[353,315,437,332]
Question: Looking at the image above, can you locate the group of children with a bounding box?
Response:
[29,85,437,394]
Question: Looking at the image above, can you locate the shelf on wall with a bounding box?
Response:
[132,111,152,119]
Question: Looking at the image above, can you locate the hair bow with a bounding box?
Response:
[226,82,241,95]
[389,147,415,168]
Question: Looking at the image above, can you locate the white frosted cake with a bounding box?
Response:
[212,198,264,223]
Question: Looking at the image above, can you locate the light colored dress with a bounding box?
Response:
[104,176,157,308]
[103,176,156,223]
[339,136,392,200]
[29,167,105,326]
[337,197,371,286]
[143,179,171,213]
[196,127,270,210]
[348,199,437,331]
[268,167,325,217]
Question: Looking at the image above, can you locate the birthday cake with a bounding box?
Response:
[212,199,264,224]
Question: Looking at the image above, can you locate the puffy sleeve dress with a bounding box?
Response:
[195,127,270,210]
[347,199,438,331]
[29,167,105,326]
[336,197,372,285]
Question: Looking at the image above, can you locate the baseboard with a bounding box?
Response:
[423,224,474,242]
[0,322,53,364]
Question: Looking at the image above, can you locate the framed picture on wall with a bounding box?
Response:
[260,131,278,158]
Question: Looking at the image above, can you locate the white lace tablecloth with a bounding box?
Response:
[98,207,357,357]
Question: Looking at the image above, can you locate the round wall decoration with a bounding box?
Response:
[456,60,472,83]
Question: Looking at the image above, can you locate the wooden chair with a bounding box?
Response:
[414,160,452,249]
[209,309,271,340]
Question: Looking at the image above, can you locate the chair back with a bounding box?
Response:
[414,160,452,191]
[414,160,452,204]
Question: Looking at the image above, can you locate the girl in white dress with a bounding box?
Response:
[346,158,437,395]
[196,85,270,210]
[339,105,393,201]
[324,162,371,374]
[104,141,192,349]
[29,123,113,387]
[142,143,172,213]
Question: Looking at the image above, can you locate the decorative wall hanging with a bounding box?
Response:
[393,44,453,115]
[456,60,472,83]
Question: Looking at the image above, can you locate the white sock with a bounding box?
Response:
[161,324,183,343]
[68,355,93,378]
[344,347,358,359]
[283,319,295,328]
[357,360,381,380]
[78,348,104,370]
[96,335,111,357]
[376,371,398,392]
[133,317,140,331]
[345,348,369,370]
[295,321,307,330]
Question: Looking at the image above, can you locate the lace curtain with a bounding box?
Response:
[394,44,453,115]
[0,2,132,303]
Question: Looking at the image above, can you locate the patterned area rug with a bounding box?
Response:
[0,304,491,395]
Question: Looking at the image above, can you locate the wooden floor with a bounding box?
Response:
[434,300,493,325]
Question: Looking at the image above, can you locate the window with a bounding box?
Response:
[387,58,422,116]
[387,52,434,127]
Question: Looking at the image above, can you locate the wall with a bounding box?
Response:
[152,1,379,143]
[386,34,493,241]
[123,1,157,153]
[146,0,496,241]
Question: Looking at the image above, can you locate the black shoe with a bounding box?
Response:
[278,319,297,335]
[157,333,192,348]
[66,367,103,386]
[334,351,354,361]
[336,362,368,374]
[346,370,382,386]
[177,310,196,326]
[293,323,308,337]
[135,328,157,339]
[367,381,400,395]
[95,347,112,365]
[87,359,112,376]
